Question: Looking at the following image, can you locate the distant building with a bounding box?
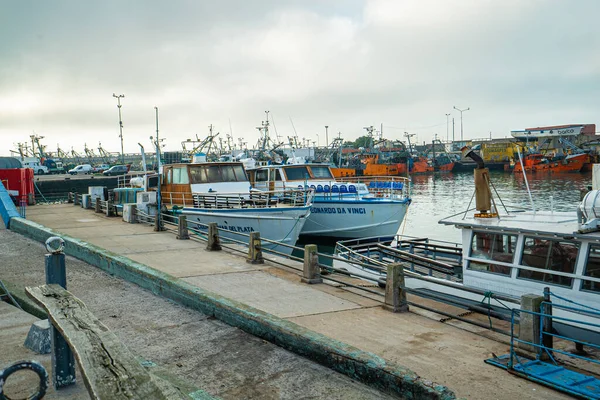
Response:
[511,124,596,140]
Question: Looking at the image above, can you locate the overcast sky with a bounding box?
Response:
[1,0,599,157]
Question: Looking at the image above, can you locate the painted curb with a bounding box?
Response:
[10,217,456,400]
[0,182,20,228]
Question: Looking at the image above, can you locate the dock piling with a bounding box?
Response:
[206,222,222,250]
[384,264,409,313]
[301,244,322,284]
[176,215,190,240]
[246,231,264,264]
[44,237,76,389]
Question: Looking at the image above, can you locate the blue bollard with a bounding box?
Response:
[44,237,76,389]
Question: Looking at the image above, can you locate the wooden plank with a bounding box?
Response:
[26,284,172,400]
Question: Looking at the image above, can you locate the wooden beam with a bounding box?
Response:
[26,284,172,400]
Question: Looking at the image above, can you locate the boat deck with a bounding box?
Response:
[22,203,574,399]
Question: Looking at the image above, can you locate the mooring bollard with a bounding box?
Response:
[384,263,408,313]
[518,293,545,356]
[94,198,101,213]
[106,201,114,217]
[247,231,264,264]
[44,236,76,389]
[67,192,73,204]
[176,215,190,240]
[73,193,80,206]
[301,244,322,284]
[206,222,222,251]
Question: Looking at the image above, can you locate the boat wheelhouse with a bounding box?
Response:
[161,162,313,255]
[247,163,411,239]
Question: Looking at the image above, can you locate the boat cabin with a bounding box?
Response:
[161,162,250,205]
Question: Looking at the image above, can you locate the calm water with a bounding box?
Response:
[403,171,592,243]
[294,171,592,261]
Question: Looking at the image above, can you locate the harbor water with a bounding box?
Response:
[403,171,592,243]
[296,171,592,261]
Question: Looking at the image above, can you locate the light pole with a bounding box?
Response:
[113,93,125,163]
[453,106,469,141]
[151,106,162,231]
[316,133,319,147]
[325,125,329,148]
[445,113,450,142]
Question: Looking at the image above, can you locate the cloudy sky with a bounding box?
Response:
[1,0,599,157]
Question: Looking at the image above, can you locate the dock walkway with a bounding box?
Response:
[20,203,570,399]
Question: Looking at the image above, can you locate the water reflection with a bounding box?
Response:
[403,171,592,242]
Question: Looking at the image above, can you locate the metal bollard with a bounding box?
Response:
[383,263,408,313]
[67,192,73,204]
[106,201,114,217]
[301,244,322,284]
[206,222,222,250]
[73,193,80,206]
[176,215,190,240]
[94,198,101,213]
[246,231,264,264]
[44,237,76,389]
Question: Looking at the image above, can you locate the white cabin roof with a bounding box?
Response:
[440,211,600,241]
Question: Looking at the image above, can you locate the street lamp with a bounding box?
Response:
[445,113,450,142]
[325,125,329,148]
[453,106,469,141]
[113,93,125,163]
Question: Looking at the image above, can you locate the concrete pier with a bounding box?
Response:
[7,204,573,399]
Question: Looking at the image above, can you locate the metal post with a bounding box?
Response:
[445,113,450,142]
[246,231,264,264]
[112,93,125,164]
[176,215,190,240]
[153,106,163,232]
[106,200,114,217]
[453,106,470,142]
[301,244,322,284]
[44,237,76,389]
[384,263,408,312]
[206,222,222,250]
[542,287,553,357]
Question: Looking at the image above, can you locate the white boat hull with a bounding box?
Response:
[178,206,310,255]
[301,198,410,238]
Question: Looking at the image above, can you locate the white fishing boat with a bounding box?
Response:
[160,162,313,255]
[334,148,600,344]
[247,163,411,239]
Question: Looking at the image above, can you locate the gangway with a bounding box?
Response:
[486,290,600,399]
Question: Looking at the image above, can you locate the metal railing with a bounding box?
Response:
[162,188,314,209]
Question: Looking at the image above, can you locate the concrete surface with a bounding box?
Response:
[0,226,396,400]
[21,203,572,399]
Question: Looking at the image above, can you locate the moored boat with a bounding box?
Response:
[511,153,587,173]
[247,163,411,239]
[160,162,313,255]
[334,147,600,344]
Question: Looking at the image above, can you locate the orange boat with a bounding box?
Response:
[512,153,587,173]
[332,153,454,178]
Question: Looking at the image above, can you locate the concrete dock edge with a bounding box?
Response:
[9,217,456,400]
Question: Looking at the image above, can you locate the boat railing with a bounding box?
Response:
[336,175,411,198]
[162,188,314,209]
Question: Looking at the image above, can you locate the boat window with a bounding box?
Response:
[274,169,282,181]
[189,166,208,184]
[284,166,310,181]
[518,237,579,287]
[310,166,333,179]
[206,165,221,182]
[172,167,189,184]
[220,165,237,182]
[164,168,172,185]
[232,165,247,181]
[467,231,516,276]
[582,244,600,293]
[255,169,269,182]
